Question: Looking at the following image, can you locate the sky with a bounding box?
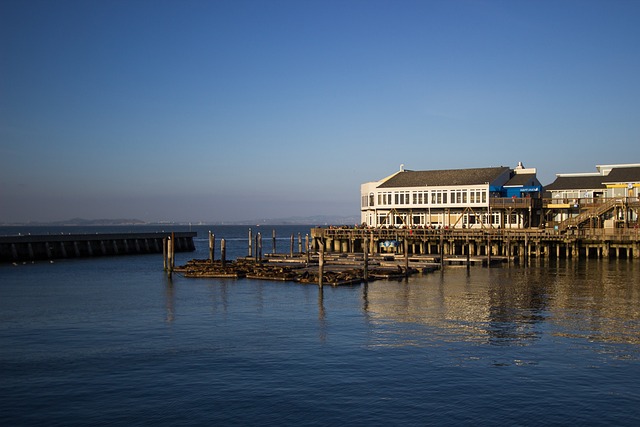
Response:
[1,0,639,223]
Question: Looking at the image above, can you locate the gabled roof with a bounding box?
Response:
[545,166,640,191]
[504,173,538,187]
[602,166,640,183]
[377,166,510,188]
[544,175,607,191]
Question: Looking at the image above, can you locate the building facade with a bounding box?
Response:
[360,163,542,229]
[544,163,640,228]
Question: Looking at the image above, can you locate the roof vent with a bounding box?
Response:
[516,161,524,169]
[400,164,405,172]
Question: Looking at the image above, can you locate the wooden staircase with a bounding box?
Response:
[558,198,622,231]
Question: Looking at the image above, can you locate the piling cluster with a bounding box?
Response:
[171,229,449,285]
[173,257,423,286]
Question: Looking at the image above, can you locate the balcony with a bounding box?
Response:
[489,197,534,209]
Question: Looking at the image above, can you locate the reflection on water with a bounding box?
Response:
[359,259,640,352]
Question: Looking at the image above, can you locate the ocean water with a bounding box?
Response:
[1,225,640,426]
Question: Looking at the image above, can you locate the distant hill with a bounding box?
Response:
[5,218,149,226]
[218,215,361,226]
[1,215,360,227]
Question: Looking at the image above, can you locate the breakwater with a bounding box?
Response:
[0,232,196,263]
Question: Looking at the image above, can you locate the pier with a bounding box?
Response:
[176,225,640,287]
[311,227,640,260]
[0,232,196,263]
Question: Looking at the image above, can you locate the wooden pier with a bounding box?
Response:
[0,232,196,263]
[311,227,640,260]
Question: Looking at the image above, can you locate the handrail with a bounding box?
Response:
[317,226,640,240]
[558,198,623,231]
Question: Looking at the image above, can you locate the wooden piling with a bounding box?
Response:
[248,228,253,257]
[439,229,444,269]
[166,236,174,276]
[364,237,369,282]
[487,231,491,267]
[319,238,324,288]
[466,238,470,268]
[163,237,167,271]
[221,238,226,267]
[404,237,409,276]
[290,234,294,257]
[208,231,215,262]
[272,229,277,254]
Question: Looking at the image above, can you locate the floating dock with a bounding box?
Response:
[0,232,196,263]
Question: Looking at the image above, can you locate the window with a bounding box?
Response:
[443,191,448,204]
[369,193,375,207]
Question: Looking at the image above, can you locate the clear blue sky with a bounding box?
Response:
[1,0,639,223]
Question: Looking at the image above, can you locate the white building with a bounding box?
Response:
[360,163,542,229]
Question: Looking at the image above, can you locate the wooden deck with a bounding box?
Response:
[312,227,640,260]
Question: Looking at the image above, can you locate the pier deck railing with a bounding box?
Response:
[316,227,640,242]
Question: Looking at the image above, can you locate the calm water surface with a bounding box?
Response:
[1,226,640,425]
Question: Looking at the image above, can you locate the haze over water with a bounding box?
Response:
[2,225,640,425]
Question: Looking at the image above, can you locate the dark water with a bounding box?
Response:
[2,225,640,425]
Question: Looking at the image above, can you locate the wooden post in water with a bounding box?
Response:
[404,236,409,276]
[363,236,369,282]
[258,232,263,262]
[305,234,310,263]
[370,231,375,254]
[439,228,444,269]
[254,233,258,262]
[298,233,302,253]
[163,237,167,271]
[290,234,294,257]
[466,237,470,269]
[170,232,175,271]
[272,229,277,254]
[208,231,215,262]
[221,238,226,267]
[248,228,253,257]
[318,238,324,288]
[166,237,173,276]
[487,230,491,268]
